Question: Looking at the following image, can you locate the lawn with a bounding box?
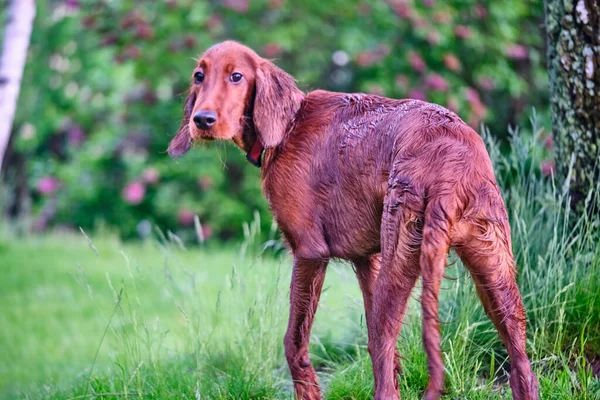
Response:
[1,132,600,399]
[0,228,366,399]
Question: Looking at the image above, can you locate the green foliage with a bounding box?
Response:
[8,0,548,240]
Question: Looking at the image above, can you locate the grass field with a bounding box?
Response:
[1,131,600,399]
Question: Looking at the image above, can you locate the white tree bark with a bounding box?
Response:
[0,0,36,171]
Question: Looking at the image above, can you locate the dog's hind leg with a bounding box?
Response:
[369,177,424,400]
[419,198,453,400]
[354,255,403,386]
[456,219,538,400]
[353,255,381,333]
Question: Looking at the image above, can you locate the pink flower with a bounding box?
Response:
[474,4,488,19]
[183,35,197,49]
[221,0,249,13]
[101,34,118,47]
[464,87,481,103]
[464,87,487,127]
[65,0,79,9]
[433,11,452,24]
[142,167,160,184]
[505,44,528,60]
[197,176,214,190]
[38,176,59,195]
[268,0,284,8]
[395,74,409,89]
[390,1,412,19]
[262,43,283,58]
[412,17,428,30]
[135,24,154,40]
[408,51,426,72]
[425,73,449,91]
[443,53,461,72]
[477,76,496,90]
[178,209,195,226]
[122,181,146,205]
[114,54,126,64]
[120,12,141,30]
[124,44,141,60]
[81,16,97,29]
[454,25,473,39]
[427,31,441,45]
[367,85,385,96]
[544,136,554,150]
[205,15,223,31]
[355,44,391,67]
[201,224,213,240]
[408,90,426,101]
[541,160,555,177]
[67,125,85,147]
[142,90,158,105]
[422,0,435,7]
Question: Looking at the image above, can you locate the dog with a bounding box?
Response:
[168,41,538,400]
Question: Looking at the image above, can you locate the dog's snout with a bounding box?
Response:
[193,110,217,130]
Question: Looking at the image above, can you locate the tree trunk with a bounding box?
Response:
[545,0,600,210]
[0,0,36,171]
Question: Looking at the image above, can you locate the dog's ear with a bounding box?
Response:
[168,91,196,158]
[253,61,302,148]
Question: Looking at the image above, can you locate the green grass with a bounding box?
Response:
[1,125,600,399]
[0,231,366,399]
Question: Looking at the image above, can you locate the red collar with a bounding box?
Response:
[245,139,264,167]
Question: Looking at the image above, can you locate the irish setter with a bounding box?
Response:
[168,41,538,400]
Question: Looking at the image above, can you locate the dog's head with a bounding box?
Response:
[168,41,302,158]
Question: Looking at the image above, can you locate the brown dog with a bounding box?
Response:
[168,41,538,400]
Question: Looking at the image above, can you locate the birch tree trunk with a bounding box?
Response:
[0,0,36,171]
[545,0,600,210]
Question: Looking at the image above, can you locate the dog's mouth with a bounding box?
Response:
[190,128,215,141]
[191,125,236,143]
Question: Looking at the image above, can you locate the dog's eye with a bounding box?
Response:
[193,72,204,84]
[230,72,243,83]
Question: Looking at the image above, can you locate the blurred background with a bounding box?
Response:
[1,0,551,243]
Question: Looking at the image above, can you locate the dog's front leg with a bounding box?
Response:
[284,257,328,400]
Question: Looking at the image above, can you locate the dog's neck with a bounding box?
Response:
[238,90,305,168]
[245,138,264,167]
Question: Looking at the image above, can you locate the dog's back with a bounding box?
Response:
[262,90,502,260]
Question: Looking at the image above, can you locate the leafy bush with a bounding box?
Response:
[5,0,549,240]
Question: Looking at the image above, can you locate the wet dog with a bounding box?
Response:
[168,41,538,400]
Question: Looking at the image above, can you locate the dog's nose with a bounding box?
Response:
[193,110,217,130]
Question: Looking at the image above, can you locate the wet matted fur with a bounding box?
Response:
[168,41,539,400]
